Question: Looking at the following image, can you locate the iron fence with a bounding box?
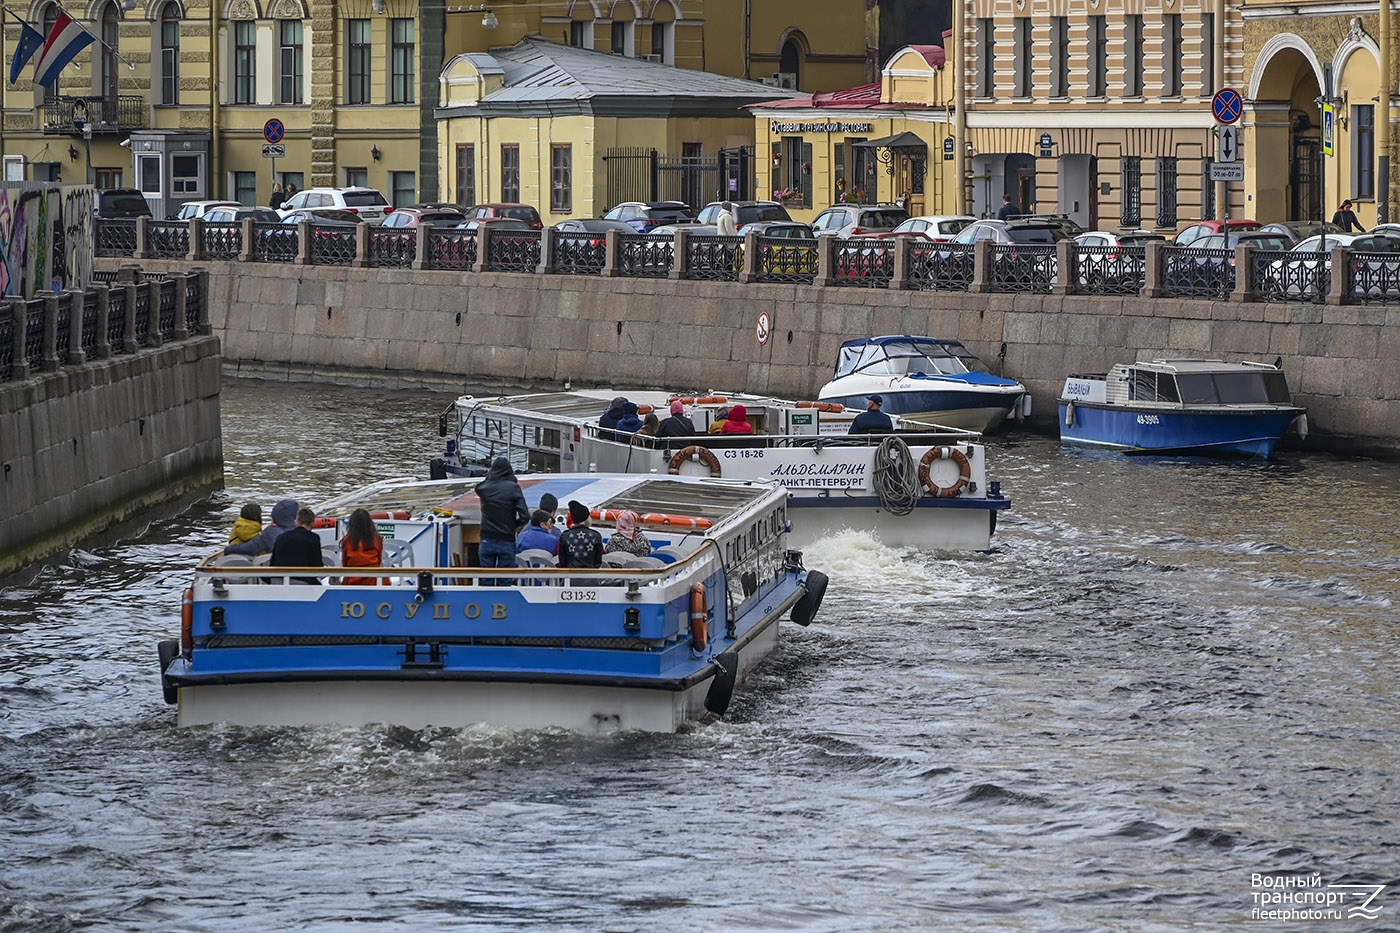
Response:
[95,219,138,258]
[991,244,1058,293]
[107,286,127,348]
[0,305,12,380]
[832,239,893,288]
[82,291,99,354]
[42,95,145,133]
[617,234,673,277]
[252,222,297,262]
[1163,247,1235,300]
[907,243,974,291]
[157,279,178,338]
[53,294,71,361]
[1074,245,1146,296]
[310,227,357,266]
[184,273,202,333]
[754,236,817,284]
[1350,251,1400,304]
[601,147,721,210]
[427,228,476,270]
[24,299,44,370]
[148,220,189,259]
[368,229,416,268]
[1252,250,1328,304]
[485,230,542,273]
[551,231,605,275]
[133,283,152,345]
[686,235,744,282]
[202,222,242,261]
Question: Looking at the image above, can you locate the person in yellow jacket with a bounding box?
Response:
[228,503,263,546]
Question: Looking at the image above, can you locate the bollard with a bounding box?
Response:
[1141,240,1166,298]
[472,224,493,273]
[238,217,257,262]
[1327,245,1354,305]
[353,221,373,268]
[1230,243,1257,303]
[814,234,838,287]
[295,219,314,265]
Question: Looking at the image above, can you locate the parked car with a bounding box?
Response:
[1256,220,1343,246]
[95,188,152,219]
[455,218,533,233]
[170,200,240,221]
[1013,213,1086,238]
[278,187,392,224]
[201,206,281,224]
[380,206,465,229]
[281,208,361,225]
[554,219,636,237]
[875,215,975,242]
[463,203,543,229]
[602,201,695,232]
[744,221,814,239]
[694,200,792,231]
[1253,232,1400,299]
[1074,230,1165,248]
[811,204,911,238]
[940,219,1067,289]
[1073,231,1164,290]
[954,218,1069,244]
[1164,231,1293,296]
[1172,218,1260,246]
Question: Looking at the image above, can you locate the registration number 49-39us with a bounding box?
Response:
[559,590,599,602]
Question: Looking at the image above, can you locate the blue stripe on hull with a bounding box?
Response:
[1058,404,1301,459]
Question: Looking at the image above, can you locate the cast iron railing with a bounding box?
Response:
[147,220,189,259]
[82,291,99,354]
[132,283,151,344]
[1074,245,1146,296]
[0,305,12,381]
[907,243,973,291]
[202,222,242,261]
[427,228,476,270]
[991,244,1057,293]
[95,219,138,258]
[485,230,541,273]
[310,227,357,266]
[753,236,817,284]
[54,294,71,360]
[157,279,178,338]
[368,229,416,268]
[686,235,743,282]
[832,239,893,288]
[24,299,44,370]
[106,286,127,348]
[1253,250,1328,304]
[1350,251,1400,304]
[551,231,606,275]
[617,234,672,277]
[251,222,297,262]
[1163,247,1235,300]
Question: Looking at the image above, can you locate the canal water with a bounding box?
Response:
[1,380,1397,932]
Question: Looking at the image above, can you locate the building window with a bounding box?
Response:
[1164,15,1182,97]
[833,142,846,202]
[234,21,255,104]
[1125,15,1144,97]
[456,144,475,206]
[851,139,874,202]
[94,168,123,188]
[1354,104,1375,199]
[501,144,520,202]
[101,2,118,99]
[234,170,257,206]
[390,18,414,104]
[773,137,812,207]
[279,171,304,192]
[1013,18,1032,98]
[1090,16,1107,97]
[1202,158,1216,218]
[651,22,666,60]
[160,2,180,105]
[390,171,415,208]
[344,166,367,188]
[1122,156,1142,226]
[611,21,626,54]
[172,154,201,195]
[1050,17,1069,98]
[975,19,993,98]
[1200,15,1215,96]
[279,20,303,104]
[347,19,371,104]
[551,144,571,213]
[570,21,586,48]
[1156,157,1178,227]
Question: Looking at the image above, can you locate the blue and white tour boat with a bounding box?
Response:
[1057,358,1308,459]
[816,336,1031,433]
[158,473,828,732]
[432,389,1012,551]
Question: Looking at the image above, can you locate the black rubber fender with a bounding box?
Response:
[158,639,180,706]
[703,651,740,716]
[789,570,829,627]
[429,457,448,481]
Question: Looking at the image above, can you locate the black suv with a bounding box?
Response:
[95,188,153,219]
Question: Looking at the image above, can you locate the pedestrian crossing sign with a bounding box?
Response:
[1322,104,1334,157]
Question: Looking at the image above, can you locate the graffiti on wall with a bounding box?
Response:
[0,183,95,299]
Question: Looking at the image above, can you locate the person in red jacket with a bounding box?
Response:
[340,508,384,585]
[720,404,753,434]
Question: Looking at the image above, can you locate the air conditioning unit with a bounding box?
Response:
[773,72,798,90]
[759,76,780,87]
[641,53,663,63]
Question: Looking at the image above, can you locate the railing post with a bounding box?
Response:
[889,236,912,290]
[353,221,373,268]
[969,238,994,293]
[7,298,30,380]
[601,228,622,277]
[1141,240,1166,298]
[65,289,86,364]
[134,216,152,260]
[172,275,190,340]
[1052,239,1077,296]
[116,262,141,284]
[814,234,838,287]
[1230,243,1257,303]
[186,217,205,262]
[738,229,761,284]
[237,217,257,262]
[39,290,60,371]
[121,281,139,353]
[671,227,692,280]
[295,219,314,265]
[194,268,212,335]
[93,285,111,358]
[142,282,163,348]
[412,224,432,270]
[536,227,556,274]
[472,225,493,273]
[1327,245,1354,305]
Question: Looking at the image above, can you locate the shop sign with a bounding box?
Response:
[770,120,874,134]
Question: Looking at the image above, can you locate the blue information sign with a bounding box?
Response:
[263,119,285,143]
[1211,89,1242,125]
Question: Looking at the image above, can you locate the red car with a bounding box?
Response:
[463,203,543,230]
[1172,219,1260,246]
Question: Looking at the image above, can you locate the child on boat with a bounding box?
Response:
[228,503,263,546]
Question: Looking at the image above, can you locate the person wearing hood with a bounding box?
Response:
[708,406,731,434]
[557,500,603,568]
[604,509,652,557]
[599,396,629,441]
[614,401,643,437]
[228,503,263,546]
[720,404,753,435]
[475,456,531,574]
[657,399,696,449]
[224,498,298,556]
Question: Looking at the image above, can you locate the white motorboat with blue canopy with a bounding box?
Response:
[432,389,1011,551]
[158,473,827,732]
[816,336,1031,433]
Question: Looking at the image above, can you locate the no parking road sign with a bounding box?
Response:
[1212,88,1243,125]
[263,119,286,143]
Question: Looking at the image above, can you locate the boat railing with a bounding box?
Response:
[577,424,981,447]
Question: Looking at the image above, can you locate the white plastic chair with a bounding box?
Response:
[516,548,559,568]
[321,546,342,567]
[214,553,254,567]
[601,552,632,568]
[381,539,412,567]
[624,556,666,570]
[651,545,693,564]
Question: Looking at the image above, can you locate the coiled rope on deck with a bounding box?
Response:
[872,435,922,516]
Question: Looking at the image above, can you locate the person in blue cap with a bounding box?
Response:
[848,394,894,434]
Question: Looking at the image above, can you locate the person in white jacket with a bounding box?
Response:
[716,203,738,236]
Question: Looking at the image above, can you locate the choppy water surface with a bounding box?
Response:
[2,381,1397,932]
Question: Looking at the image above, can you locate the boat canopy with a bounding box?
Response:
[833,336,983,378]
[1118,361,1294,406]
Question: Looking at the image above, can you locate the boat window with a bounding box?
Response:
[1175,373,1218,404]
[1213,372,1275,405]
[1130,369,1157,401]
[1261,371,1292,403]
[1156,373,1181,403]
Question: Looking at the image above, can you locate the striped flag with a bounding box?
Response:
[6,13,45,85]
[33,11,95,89]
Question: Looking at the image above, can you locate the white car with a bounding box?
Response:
[277,187,392,224]
[880,214,975,242]
[170,200,240,221]
[201,206,281,224]
[1072,231,1164,291]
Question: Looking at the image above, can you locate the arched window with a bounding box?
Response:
[101,2,120,101]
[779,39,801,88]
[160,2,181,105]
[40,3,60,102]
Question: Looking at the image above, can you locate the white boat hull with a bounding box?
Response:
[786,503,994,551]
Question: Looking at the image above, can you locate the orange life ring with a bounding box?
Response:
[640,512,714,530]
[917,446,972,498]
[637,404,654,415]
[796,400,816,408]
[667,445,722,477]
[311,509,408,529]
[180,586,194,653]
[669,396,696,405]
[689,582,708,652]
[817,402,844,413]
[590,508,621,523]
[695,395,729,405]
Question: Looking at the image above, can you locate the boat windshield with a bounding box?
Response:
[834,340,978,377]
[1174,371,1292,405]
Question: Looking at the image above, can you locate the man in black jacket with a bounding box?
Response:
[558,501,603,568]
[657,399,697,449]
[269,506,324,583]
[475,457,531,577]
[598,396,629,441]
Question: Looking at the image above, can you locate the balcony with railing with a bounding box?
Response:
[42,95,146,134]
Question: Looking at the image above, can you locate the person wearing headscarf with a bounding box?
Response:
[604,509,652,557]
[720,403,753,435]
[557,501,604,568]
[658,399,696,448]
[708,406,731,434]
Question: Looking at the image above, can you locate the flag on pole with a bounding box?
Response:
[32,11,95,89]
[6,13,46,85]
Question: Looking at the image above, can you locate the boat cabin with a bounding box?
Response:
[832,336,986,379]
[1067,359,1296,408]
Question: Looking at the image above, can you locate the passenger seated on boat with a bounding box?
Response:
[598,396,629,441]
[848,395,894,434]
[228,502,263,546]
[269,507,324,584]
[515,510,559,557]
[557,501,604,568]
[719,404,754,435]
[340,507,385,585]
[657,400,697,448]
[537,493,563,537]
[224,498,298,557]
[708,407,730,434]
[614,401,643,438]
[604,510,652,558]
[631,413,660,446]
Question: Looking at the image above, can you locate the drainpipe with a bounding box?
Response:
[210,0,220,196]
[1214,0,1225,221]
[744,0,751,80]
[1380,0,1391,223]
[954,0,967,214]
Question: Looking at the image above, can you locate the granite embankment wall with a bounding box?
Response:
[0,311,222,577]
[101,258,1400,455]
